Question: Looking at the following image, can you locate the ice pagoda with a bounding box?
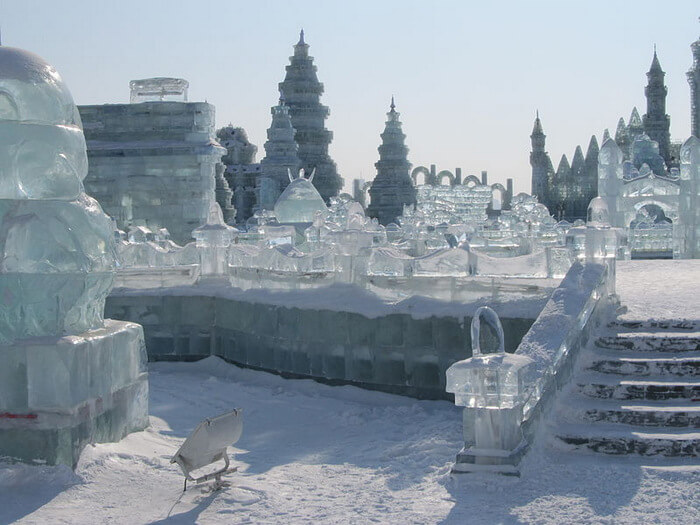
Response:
[367,97,417,225]
[278,30,342,202]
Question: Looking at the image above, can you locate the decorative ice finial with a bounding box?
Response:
[307,167,316,182]
[298,29,305,45]
[536,109,539,119]
[603,128,611,142]
[390,95,395,111]
[287,167,295,182]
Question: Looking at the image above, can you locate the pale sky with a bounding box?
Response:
[2,1,698,194]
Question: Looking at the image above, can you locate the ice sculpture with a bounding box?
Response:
[193,202,237,278]
[567,198,626,295]
[129,77,189,103]
[446,307,534,474]
[274,168,328,223]
[0,46,148,467]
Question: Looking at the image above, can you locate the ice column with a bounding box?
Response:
[584,197,622,296]
[446,307,534,475]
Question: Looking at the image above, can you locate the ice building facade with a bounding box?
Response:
[367,98,417,225]
[598,135,700,259]
[0,46,148,467]
[78,78,225,244]
[279,30,342,202]
[532,48,688,223]
[530,114,599,222]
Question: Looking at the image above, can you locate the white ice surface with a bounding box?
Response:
[1,356,698,524]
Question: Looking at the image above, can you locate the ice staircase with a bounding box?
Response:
[551,319,700,457]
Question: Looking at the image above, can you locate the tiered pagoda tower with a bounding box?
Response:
[278,30,342,202]
[259,94,302,210]
[643,48,672,164]
[689,35,700,138]
[367,97,416,225]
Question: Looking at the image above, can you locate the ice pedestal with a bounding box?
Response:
[446,306,533,475]
[0,320,148,468]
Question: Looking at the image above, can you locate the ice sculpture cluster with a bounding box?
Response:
[0,46,148,468]
[112,169,576,296]
[0,47,116,343]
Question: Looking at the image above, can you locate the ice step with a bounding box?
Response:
[595,333,700,352]
[560,398,700,428]
[577,376,700,401]
[586,355,700,377]
[608,320,699,332]
[555,423,700,457]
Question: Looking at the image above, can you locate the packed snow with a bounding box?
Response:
[1,354,698,524]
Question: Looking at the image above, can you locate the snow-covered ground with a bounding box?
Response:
[1,356,698,524]
[1,260,699,524]
[616,259,700,323]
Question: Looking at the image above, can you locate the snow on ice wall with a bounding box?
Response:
[0,47,148,468]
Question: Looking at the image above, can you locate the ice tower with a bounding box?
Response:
[259,94,302,210]
[278,30,342,202]
[643,49,672,164]
[688,35,700,138]
[0,46,148,467]
[367,97,416,225]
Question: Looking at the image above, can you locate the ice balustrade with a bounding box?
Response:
[445,198,620,474]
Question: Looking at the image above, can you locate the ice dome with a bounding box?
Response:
[274,169,328,224]
[0,47,82,126]
[0,46,87,200]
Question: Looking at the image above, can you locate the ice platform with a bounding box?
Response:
[0,320,148,468]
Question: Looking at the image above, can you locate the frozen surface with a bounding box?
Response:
[616,259,700,321]
[1,357,697,524]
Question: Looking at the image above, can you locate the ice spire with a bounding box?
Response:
[279,30,342,202]
[603,128,611,142]
[367,96,416,225]
[644,46,671,163]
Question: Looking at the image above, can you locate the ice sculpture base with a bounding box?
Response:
[0,320,148,468]
[452,440,528,476]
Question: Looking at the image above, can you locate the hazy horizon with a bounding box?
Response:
[2,0,699,194]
